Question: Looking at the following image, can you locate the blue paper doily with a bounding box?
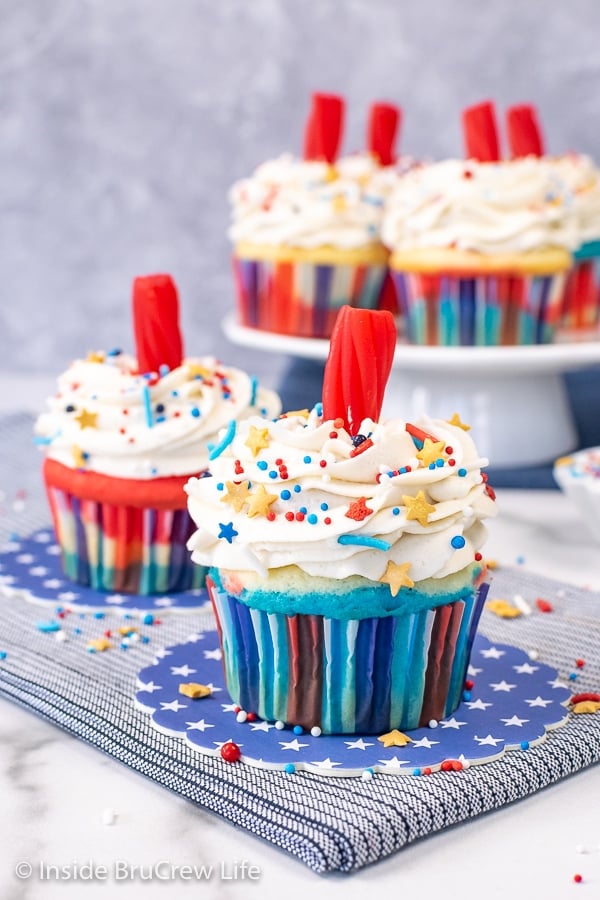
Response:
[0,529,209,615]
[135,629,572,776]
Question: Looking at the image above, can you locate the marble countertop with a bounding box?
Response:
[1,488,599,898]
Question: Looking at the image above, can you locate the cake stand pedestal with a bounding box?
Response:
[223,314,600,468]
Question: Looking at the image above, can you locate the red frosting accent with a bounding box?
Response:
[132,274,184,375]
[506,104,545,158]
[43,458,196,510]
[462,101,500,163]
[322,307,396,435]
[367,102,402,166]
[303,93,345,163]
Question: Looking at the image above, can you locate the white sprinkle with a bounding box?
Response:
[462,759,471,769]
[274,720,285,731]
[512,594,533,616]
[310,726,322,737]
[528,649,540,661]
[101,808,116,826]
[428,719,438,729]
[236,710,247,723]
[361,769,373,781]
[54,630,67,643]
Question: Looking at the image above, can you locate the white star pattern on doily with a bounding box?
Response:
[548,677,569,690]
[160,700,188,712]
[213,739,243,750]
[170,665,197,677]
[203,683,222,694]
[138,681,162,694]
[464,698,493,711]
[411,736,440,749]
[29,566,49,577]
[249,721,275,732]
[3,542,21,553]
[185,633,205,643]
[513,663,539,675]
[33,532,52,543]
[501,715,529,727]
[440,717,467,729]
[154,597,174,608]
[57,591,79,602]
[186,719,215,732]
[203,648,222,661]
[16,553,34,564]
[46,545,62,555]
[490,680,517,692]
[525,696,553,708]
[480,647,506,660]
[221,703,238,713]
[344,738,374,750]
[154,648,173,660]
[279,739,309,752]
[43,578,63,589]
[474,734,504,747]
[106,594,126,605]
[310,758,342,770]
[467,665,483,676]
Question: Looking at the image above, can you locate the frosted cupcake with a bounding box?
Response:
[35,274,281,595]
[229,95,401,338]
[186,308,496,734]
[383,102,577,345]
[506,104,600,333]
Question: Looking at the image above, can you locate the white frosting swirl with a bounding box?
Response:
[550,153,600,245]
[35,353,281,478]
[381,157,579,254]
[186,408,496,585]
[228,153,403,250]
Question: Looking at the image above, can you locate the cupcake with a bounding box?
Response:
[34,274,281,595]
[185,308,497,734]
[383,102,577,345]
[507,104,600,333]
[229,94,402,339]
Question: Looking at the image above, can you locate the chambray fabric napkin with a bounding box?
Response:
[1,413,599,873]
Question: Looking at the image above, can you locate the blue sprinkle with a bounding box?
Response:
[250,375,258,407]
[94,611,105,619]
[0,651,7,660]
[171,390,179,397]
[107,347,122,357]
[392,507,400,516]
[150,467,158,476]
[520,741,530,751]
[293,725,303,735]
[364,767,375,776]
[142,614,154,625]
[412,768,421,776]
[33,432,61,446]
[208,420,236,460]
[36,620,61,633]
[299,507,307,515]
[462,690,472,701]
[120,642,128,651]
[284,763,296,774]
[315,402,323,417]
[268,470,277,479]
[74,628,82,635]
[218,522,238,543]
[303,455,312,464]
[257,460,268,471]
[141,636,150,644]
[190,407,201,418]
[216,482,224,491]
[338,534,391,551]
[281,489,291,501]
[320,502,328,511]
[159,364,170,377]
[142,385,153,428]
[307,514,318,525]
[123,614,132,620]
[458,468,467,477]
[569,672,578,681]
[293,485,301,493]
[428,462,436,470]
[436,458,444,467]
[451,535,466,550]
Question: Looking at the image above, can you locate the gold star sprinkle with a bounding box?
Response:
[179,683,213,699]
[187,363,212,380]
[220,480,252,512]
[403,490,436,527]
[447,412,471,431]
[378,729,413,748]
[572,700,600,714]
[416,438,446,467]
[379,560,414,597]
[86,350,105,363]
[87,638,112,652]
[554,455,573,467]
[118,626,138,636]
[74,408,98,430]
[281,409,309,420]
[245,425,271,457]
[246,484,278,518]
[72,445,87,468]
[323,164,339,183]
[486,599,522,619]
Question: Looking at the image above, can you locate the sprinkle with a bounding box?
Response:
[209,420,236,460]
[520,740,530,750]
[191,407,200,418]
[249,375,258,407]
[284,763,296,775]
[310,726,322,737]
[307,514,318,525]
[361,768,374,781]
[451,535,466,549]
[458,468,467,477]
[257,460,268,470]
[293,485,301,493]
[293,725,303,735]
[0,651,7,660]
[87,638,112,652]
[345,497,373,521]
[573,874,583,884]
[338,534,391,551]
[486,598,521,619]
[428,719,438,729]
[220,741,241,763]
[378,729,412,748]
[303,455,312,464]
[179,683,212,699]
[535,598,553,613]
[274,720,285,730]
[36,620,61,633]
[236,710,248,723]
[218,522,238,543]
[575,659,585,668]
[142,385,153,428]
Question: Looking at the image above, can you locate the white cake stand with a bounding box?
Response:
[223,314,600,468]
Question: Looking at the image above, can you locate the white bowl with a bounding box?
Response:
[554,447,600,542]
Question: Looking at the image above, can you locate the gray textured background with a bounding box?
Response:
[2,0,600,387]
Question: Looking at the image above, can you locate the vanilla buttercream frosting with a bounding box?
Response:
[35,353,281,479]
[185,406,496,591]
[550,153,600,245]
[228,153,403,250]
[382,157,579,255]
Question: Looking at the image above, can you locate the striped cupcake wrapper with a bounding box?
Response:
[232,255,387,338]
[392,270,566,345]
[207,577,489,734]
[46,485,205,595]
[561,255,600,331]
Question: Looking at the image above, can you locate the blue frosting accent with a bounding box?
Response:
[142,384,153,428]
[208,419,236,460]
[337,535,391,551]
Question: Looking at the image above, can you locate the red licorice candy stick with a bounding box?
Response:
[132,274,184,374]
[367,102,402,166]
[506,104,545,158]
[304,92,345,163]
[322,307,396,434]
[462,101,501,163]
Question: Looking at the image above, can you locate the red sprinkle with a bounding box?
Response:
[575,659,585,669]
[329,431,338,439]
[474,552,482,561]
[423,767,432,776]
[295,512,305,522]
[573,874,583,884]
[319,459,327,468]
[345,497,373,521]
[448,458,456,466]
[246,712,257,722]
[285,512,294,522]
[233,706,241,714]
[275,458,283,465]
[535,598,553,613]
[333,418,345,429]
[266,511,276,521]
[464,679,474,690]
[220,741,241,763]
[445,446,453,455]
[324,517,332,525]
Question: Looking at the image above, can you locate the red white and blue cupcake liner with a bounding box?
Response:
[561,241,600,331]
[392,270,567,345]
[206,575,489,735]
[232,255,387,339]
